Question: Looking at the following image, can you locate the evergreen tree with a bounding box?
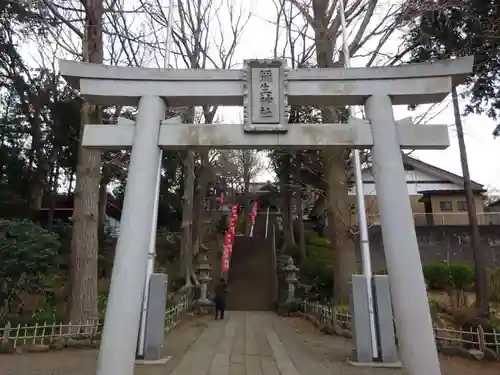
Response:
[404,0,500,136]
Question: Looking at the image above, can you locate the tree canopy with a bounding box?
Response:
[403,0,500,136]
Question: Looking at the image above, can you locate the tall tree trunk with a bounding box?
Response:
[191,152,210,257]
[68,0,103,324]
[46,163,60,230]
[180,150,195,287]
[279,152,295,247]
[26,99,46,214]
[452,86,488,316]
[323,148,356,305]
[98,167,111,248]
[179,108,197,288]
[311,0,356,305]
[295,186,307,260]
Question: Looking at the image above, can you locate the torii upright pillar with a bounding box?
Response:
[96,96,166,375]
[365,95,440,375]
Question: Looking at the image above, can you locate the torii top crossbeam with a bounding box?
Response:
[60,56,473,107]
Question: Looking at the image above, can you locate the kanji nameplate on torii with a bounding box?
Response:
[243,59,288,132]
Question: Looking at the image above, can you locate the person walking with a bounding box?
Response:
[214,277,228,320]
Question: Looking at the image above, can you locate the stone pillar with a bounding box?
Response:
[364,95,440,375]
[284,257,298,302]
[96,96,166,375]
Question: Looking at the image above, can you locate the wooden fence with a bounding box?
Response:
[165,299,191,332]
[0,320,101,348]
[301,300,500,357]
[1,299,192,350]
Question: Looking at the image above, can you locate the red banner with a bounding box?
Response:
[221,253,230,271]
[252,200,258,212]
[221,204,239,272]
[250,200,258,226]
[229,216,237,229]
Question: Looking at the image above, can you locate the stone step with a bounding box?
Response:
[227,233,275,311]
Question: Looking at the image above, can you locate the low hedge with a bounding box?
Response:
[423,262,474,291]
[376,262,489,292]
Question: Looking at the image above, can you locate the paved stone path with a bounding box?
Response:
[169,311,401,375]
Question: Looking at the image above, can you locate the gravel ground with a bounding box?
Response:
[0,314,211,375]
[281,316,500,375]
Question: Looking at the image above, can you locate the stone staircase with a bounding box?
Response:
[226,212,277,310]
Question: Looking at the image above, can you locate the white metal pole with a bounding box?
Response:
[137,0,175,357]
[338,0,378,359]
[163,0,174,70]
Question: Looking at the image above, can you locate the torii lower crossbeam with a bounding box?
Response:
[82,120,450,150]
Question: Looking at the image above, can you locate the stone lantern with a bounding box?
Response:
[196,255,213,305]
[284,256,299,303]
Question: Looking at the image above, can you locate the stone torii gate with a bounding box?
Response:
[60,56,473,375]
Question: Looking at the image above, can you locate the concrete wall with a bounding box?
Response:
[365,226,500,272]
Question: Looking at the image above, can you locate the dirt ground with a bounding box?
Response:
[0,314,211,375]
[281,316,500,375]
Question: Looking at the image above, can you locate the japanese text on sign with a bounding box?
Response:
[259,69,274,120]
[249,65,280,124]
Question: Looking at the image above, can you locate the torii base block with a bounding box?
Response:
[350,275,401,368]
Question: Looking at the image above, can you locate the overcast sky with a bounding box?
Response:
[225,1,500,193]
[19,0,500,194]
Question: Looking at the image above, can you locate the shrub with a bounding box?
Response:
[422,262,451,290]
[0,219,62,323]
[301,245,333,300]
[421,262,475,291]
[304,231,329,248]
[449,263,474,290]
[488,268,500,303]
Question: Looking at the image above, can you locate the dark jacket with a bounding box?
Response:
[214,281,227,301]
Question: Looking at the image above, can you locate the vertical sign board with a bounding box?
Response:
[243,59,287,132]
